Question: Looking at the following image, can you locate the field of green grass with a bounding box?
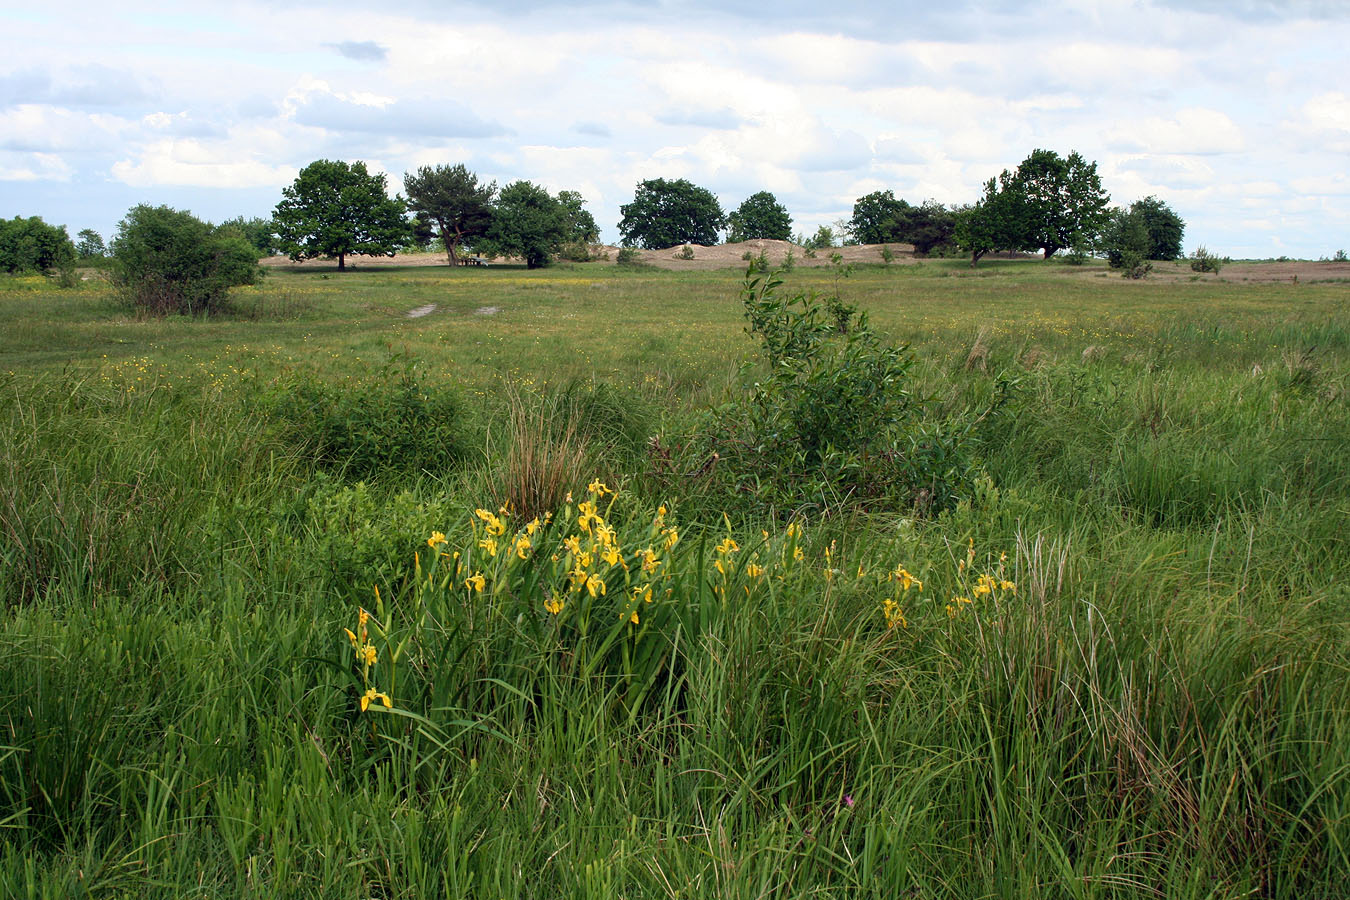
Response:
[2,258,1347,898]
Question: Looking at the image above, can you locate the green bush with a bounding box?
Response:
[696,269,973,513]
[268,358,474,480]
[111,205,261,315]
[615,247,648,267]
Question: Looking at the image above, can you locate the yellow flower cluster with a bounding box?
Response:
[344,603,393,712]
[946,541,1015,619]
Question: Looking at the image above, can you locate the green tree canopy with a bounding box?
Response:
[1130,195,1185,260]
[483,181,569,269]
[1012,149,1110,258]
[218,216,276,257]
[727,191,792,242]
[0,216,75,274]
[557,190,600,243]
[402,163,496,265]
[75,228,105,260]
[848,190,908,245]
[954,172,1029,267]
[111,205,260,315]
[618,178,726,249]
[273,159,409,270]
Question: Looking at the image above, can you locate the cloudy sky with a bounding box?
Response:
[4,0,1348,257]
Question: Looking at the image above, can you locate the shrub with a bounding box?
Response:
[1334,249,1347,262]
[676,244,695,260]
[615,247,648,267]
[111,205,260,315]
[268,357,474,480]
[1190,245,1222,274]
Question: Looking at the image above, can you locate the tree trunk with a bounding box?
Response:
[1043,247,1053,259]
[441,219,459,266]
[338,252,345,271]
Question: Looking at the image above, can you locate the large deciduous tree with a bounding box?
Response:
[727,191,792,242]
[1012,149,1109,259]
[618,178,726,249]
[483,181,569,269]
[848,190,907,245]
[402,163,496,265]
[273,159,409,271]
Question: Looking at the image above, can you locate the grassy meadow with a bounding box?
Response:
[1,257,1347,898]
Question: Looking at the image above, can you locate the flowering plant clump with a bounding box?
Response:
[945,539,1015,620]
[340,480,956,722]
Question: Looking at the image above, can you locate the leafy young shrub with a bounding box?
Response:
[111,205,261,315]
[615,247,648,267]
[269,357,473,480]
[701,270,926,511]
[1191,245,1223,274]
[676,244,695,260]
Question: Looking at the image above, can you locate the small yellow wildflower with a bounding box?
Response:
[525,518,541,536]
[715,537,740,556]
[544,594,565,615]
[427,531,448,548]
[361,643,378,666]
[577,500,601,534]
[746,562,766,578]
[663,527,679,550]
[587,479,611,496]
[511,534,532,560]
[626,609,639,624]
[465,573,486,592]
[882,598,907,630]
[633,583,653,604]
[793,546,805,562]
[595,522,616,548]
[638,548,661,574]
[478,537,498,557]
[344,628,358,647]
[360,688,392,711]
[563,535,583,556]
[1000,580,1016,592]
[601,546,622,567]
[584,573,606,598]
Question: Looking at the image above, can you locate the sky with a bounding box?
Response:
[3,0,1348,258]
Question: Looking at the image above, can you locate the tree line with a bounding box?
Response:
[2,148,1193,313]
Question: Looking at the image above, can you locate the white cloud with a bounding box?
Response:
[1105,108,1245,155]
[111,138,296,188]
[0,151,73,181]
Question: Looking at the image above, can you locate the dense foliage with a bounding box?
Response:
[110,204,261,314]
[483,180,570,268]
[1013,148,1110,258]
[273,159,410,270]
[727,191,792,242]
[618,177,726,248]
[0,215,75,274]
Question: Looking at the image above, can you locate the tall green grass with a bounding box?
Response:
[1,262,1346,897]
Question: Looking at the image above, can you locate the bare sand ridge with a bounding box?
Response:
[258,247,1350,283]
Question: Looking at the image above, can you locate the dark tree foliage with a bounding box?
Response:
[1130,195,1185,261]
[219,216,277,257]
[273,159,409,271]
[954,172,1029,267]
[0,216,76,274]
[402,163,496,265]
[1012,149,1110,258]
[848,190,907,245]
[727,191,792,242]
[111,205,260,315]
[848,193,955,255]
[557,190,600,243]
[484,181,569,269]
[618,178,726,249]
